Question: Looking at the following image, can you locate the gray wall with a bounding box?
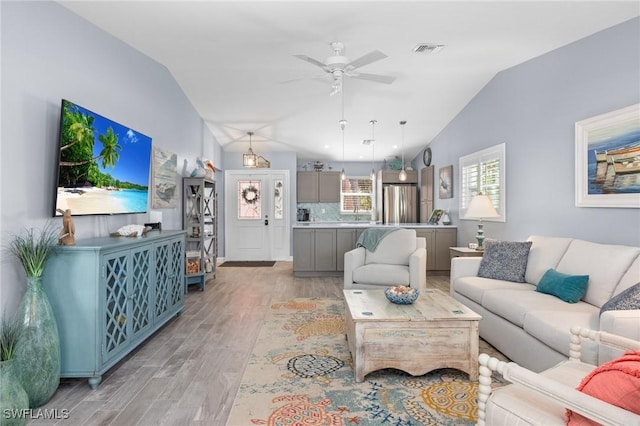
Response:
[0,2,219,314]
[420,17,640,248]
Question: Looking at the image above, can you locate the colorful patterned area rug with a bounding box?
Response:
[227,298,505,426]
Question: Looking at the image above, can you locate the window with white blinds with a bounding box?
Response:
[341,177,374,214]
[459,143,506,222]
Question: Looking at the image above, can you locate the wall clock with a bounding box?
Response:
[423,147,432,166]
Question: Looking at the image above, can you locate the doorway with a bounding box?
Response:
[224,170,290,261]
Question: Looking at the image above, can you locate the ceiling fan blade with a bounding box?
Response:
[350,72,396,84]
[280,74,329,84]
[293,54,327,70]
[346,50,387,70]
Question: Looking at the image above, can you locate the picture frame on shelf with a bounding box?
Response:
[427,208,444,224]
[575,103,640,208]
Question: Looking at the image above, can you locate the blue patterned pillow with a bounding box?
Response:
[600,282,640,315]
[477,239,533,283]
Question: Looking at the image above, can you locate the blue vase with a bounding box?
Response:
[14,277,61,408]
[0,359,29,426]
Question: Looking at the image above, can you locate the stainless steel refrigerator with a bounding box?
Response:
[382,184,418,224]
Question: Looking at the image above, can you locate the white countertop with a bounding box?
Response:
[293,222,456,229]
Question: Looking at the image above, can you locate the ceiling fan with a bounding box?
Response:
[290,42,396,95]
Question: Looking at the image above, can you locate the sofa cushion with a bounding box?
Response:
[482,288,559,328]
[600,282,640,315]
[556,240,640,308]
[477,239,532,283]
[524,308,599,364]
[566,351,640,425]
[353,263,410,286]
[536,268,589,303]
[453,276,533,305]
[525,235,574,285]
[365,228,416,266]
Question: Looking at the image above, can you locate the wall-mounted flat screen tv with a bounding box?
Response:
[53,99,152,216]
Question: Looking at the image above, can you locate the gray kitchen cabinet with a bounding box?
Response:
[294,227,364,275]
[420,166,434,223]
[434,228,457,270]
[314,229,337,271]
[318,172,341,202]
[293,228,339,272]
[413,227,457,272]
[296,172,340,203]
[292,228,315,271]
[296,173,319,203]
[336,228,363,271]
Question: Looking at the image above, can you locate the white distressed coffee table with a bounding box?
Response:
[343,288,482,382]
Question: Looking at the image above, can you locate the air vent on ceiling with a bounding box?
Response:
[412,43,445,54]
[362,139,374,146]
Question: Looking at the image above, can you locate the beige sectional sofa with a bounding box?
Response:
[450,235,640,372]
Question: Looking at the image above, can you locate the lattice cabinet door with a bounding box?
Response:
[168,236,185,309]
[130,245,152,340]
[102,250,131,362]
[154,239,171,321]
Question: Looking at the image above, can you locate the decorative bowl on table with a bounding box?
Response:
[384,286,420,304]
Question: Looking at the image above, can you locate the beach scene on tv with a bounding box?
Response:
[55,100,152,216]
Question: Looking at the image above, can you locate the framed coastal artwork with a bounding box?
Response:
[575,103,640,208]
[439,165,453,199]
[151,146,178,208]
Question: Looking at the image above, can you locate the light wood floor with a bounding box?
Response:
[29,262,505,426]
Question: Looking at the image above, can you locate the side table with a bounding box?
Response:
[450,246,484,260]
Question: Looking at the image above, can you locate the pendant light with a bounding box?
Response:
[340,80,347,180]
[243,132,257,168]
[369,119,377,180]
[340,119,347,180]
[399,120,407,181]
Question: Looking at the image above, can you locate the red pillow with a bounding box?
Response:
[566,350,640,425]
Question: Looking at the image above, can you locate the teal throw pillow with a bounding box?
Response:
[536,268,589,303]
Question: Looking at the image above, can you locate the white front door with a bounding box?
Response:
[224,170,289,261]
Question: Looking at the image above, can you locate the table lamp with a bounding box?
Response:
[464,194,499,251]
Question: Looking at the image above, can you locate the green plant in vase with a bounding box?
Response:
[0,316,29,426]
[7,224,61,408]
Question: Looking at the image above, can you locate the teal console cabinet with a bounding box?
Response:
[42,230,185,389]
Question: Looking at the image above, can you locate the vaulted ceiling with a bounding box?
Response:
[59,1,639,165]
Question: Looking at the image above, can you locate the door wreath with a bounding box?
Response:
[242,185,260,205]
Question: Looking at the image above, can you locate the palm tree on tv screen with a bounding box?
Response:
[58,103,123,187]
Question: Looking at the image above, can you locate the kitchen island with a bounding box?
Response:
[292,222,457,276]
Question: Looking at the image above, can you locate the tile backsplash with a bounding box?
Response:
[297,203,374,222]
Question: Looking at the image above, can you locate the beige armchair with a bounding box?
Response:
[477,326,640,426]
[343,228,427,290]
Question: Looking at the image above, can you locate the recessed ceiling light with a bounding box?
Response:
[413,43,445,54]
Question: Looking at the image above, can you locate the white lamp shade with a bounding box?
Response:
[465,194,499,219]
